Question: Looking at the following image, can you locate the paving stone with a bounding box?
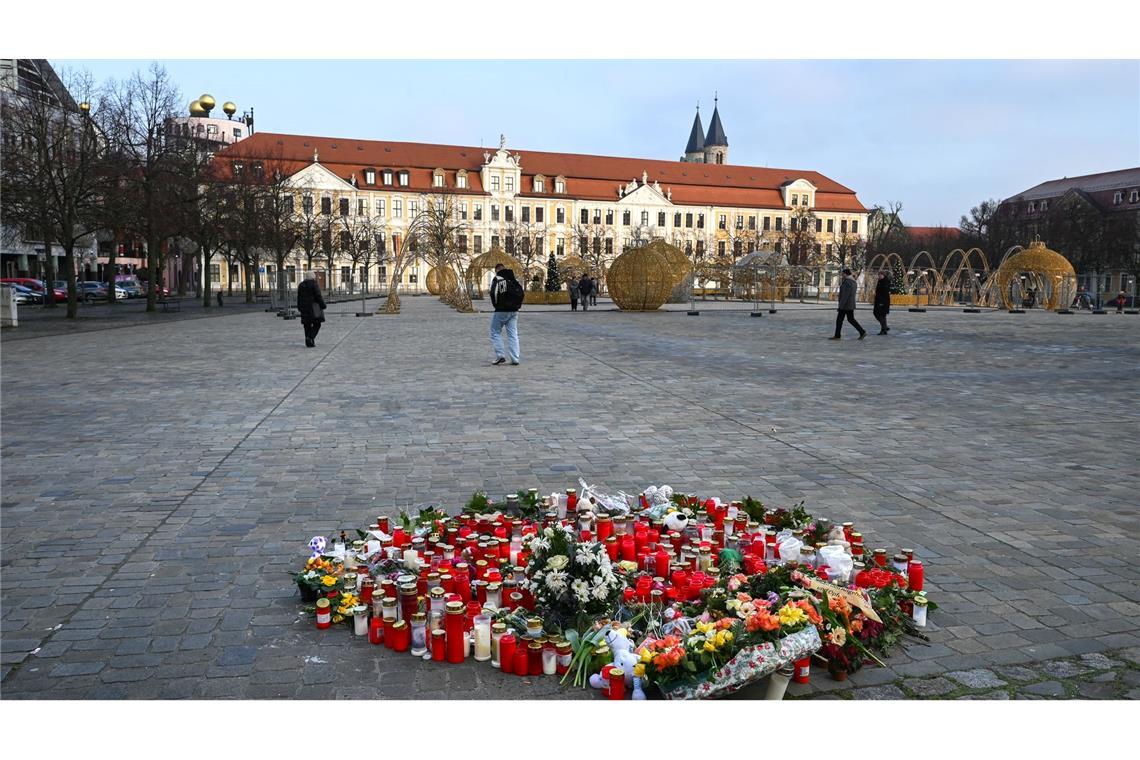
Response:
[994,666,1040,683]
[852,685,907,700]
[1076,681,1118,699]
[3,299,1139,699]
[1037,660,1089,679]
[957,691,1010,700]
[1022,680,1066,697]
[904,677,958,697]
[946,669,1008,689]
[48,661,105,677]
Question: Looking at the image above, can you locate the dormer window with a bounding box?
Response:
[1130,190,1139,203]
[554,177,565,194]
[364,168,376,185]
[791,194,799,206]
[382,170,393,185]
[1040,200,1048,211]
[534,175,545,193]
[1028,202,1036,213]
[505,176,515,192]
[491,176,500,192]
[232,161,244,176]
[1113,191,1123,205]
[433,168,445,188]
[398,171,409,187]
[457,170,468,189]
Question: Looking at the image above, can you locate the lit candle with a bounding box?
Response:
[315,598,331,630]
[473,614,492,662]
[912,594,928,627]
[352,605,369,636]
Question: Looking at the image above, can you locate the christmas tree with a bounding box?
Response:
[889,258,906,295]
[545,252,561,292]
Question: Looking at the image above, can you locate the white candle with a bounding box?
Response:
[473,615,492,661]
[403,549,419,571]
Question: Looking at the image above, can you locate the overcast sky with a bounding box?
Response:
[56,59,1140,226]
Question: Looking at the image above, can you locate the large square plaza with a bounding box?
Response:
[2,299,1137,699]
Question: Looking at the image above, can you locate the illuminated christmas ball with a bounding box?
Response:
[607,247,674,311]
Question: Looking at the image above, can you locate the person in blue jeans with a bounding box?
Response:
[489,267,523,365]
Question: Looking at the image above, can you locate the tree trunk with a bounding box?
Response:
[146,239,159,312]
[243,259,254,303]
[201,244,212,307]
[40,218,58,308]
[106,247,118,305]
[63,247,78,319]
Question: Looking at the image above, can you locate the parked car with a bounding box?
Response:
[1,282,43,304]
[115,280,142,298]
[1,278,66,301]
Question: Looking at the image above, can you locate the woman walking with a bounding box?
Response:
[568,277,580,311]
[873,270,891,334]
[297,272,327,348]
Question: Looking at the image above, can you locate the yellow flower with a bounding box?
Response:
[633,663,646,678]
[332,615,343,624]
[703,641,716,653]
[320,575,337,587]
[778,604,808,626]
[337,606,350,615]
[640,649,653,663]
[724,631,733,643]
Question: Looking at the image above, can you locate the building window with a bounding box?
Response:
[522,206,530,223]
[382,170,392,185]
[491,176,500,192]
[622,210,631,226]
[505,236,515,253]
[233,128,242,138]
[505,206,514,222]
[457,202,467,220]
[735,215,743,229]
[791,194,798,206]
[851,220,859,234]
[232,161,244,177]
[605,238,613,254]
[209,264,220,282]
[640,211,649,226]
[395,171,407,187]
[1028,202,1036,212]
[815,218,823,232]
[674,212,682,227]
[284,196,294,215]
[1040,200,1048,211]
[492,205,500,222]
[686,213,693,228]
[697,214,704,229]
[593,209,602,224]
[474,235,483,253]
[474,204,483,221]
[555,178,565,193]
[826,218,834,233]
[658,211,667,227]
[840,220,848,233]
[1113,191,1123,205]
[491,235,500,250]
[763,216,771,231]
[579,236,588,254]
[775,217,783,231]
[303,195,313,214]
[1129,190,1139,203]
[826,243,833,256]
[374,198,385,217]
[457,173,467,189]
[206,124,218,136]
[556,237,565,255]
[536,207,544,223]
[580,209,589,224]
[393,199,403,218]
[505,176,514,192]
[719,214,727,229]
[408,273,417,284]
[357,199,367,215]
[365,169,376,184]
[717,241,726,256]
[409,200,418,217]
[433,173,444,188]
[534,177,544,193]
[556,207,565,224]
[790,217,798,231]
[320,196,332,215]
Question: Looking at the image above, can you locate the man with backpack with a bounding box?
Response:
[578,273,594,312]
[490,267,524,365]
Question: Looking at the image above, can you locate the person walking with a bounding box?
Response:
[568,276,580,311]
[589,275,599,306]
[830,268,866,340]
[1115,290,1127,314]
[489,267,523,365]
[297,271,327,348]
[578,273,593,312]
[872,270,891,335]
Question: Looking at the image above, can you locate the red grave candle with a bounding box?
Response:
[620,536,636,562]
[315,598,331,630]
[431,630,446,661]
[499,633,517,674]
[607,667,626,700]
[654,548,671,579]
[527,641,543,675]
[513,643,529,677]
[369,616,384,645]
[444,601,466,663]
[391,621,409,652]
[566,489,578,514]
[908,559,924,593]
[793,656,811,683]
[597,516,613,542]
[605,537,619,562]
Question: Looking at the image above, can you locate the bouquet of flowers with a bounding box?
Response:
[292,556,340,601]
[523,524,626,629]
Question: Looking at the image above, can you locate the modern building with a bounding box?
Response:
[997,167,1140,298]
[211,105,867,294]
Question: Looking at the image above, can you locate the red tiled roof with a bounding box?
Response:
[907,226,961,240]
[215,132,866,213]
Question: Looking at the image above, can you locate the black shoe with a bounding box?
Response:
[492,357,506,365]
[858,332,867,340]
[510,361,520,365]
[828,336,841,340]
[878,330,887,335]
[305,338,314,347]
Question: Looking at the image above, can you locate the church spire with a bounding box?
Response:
[684,103,705,155]
[705,94,727,147]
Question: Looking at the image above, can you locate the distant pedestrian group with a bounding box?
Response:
[570,273,597,311]
[829,268,894,340]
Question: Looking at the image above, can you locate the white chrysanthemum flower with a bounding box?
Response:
[591,584,610,601]
[575,546,596,567]
[543,527,554,537]
[545,570,569,592]
[546,555,569,571]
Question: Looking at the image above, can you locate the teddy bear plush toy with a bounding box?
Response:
[588,624,647,699]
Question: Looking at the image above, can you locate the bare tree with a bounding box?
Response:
[866,201,906,256]
[382,213,431,314]
[417,192,473,311]
[1,68,106,317]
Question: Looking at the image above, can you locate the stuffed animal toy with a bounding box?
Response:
[588,624,642,696]
[663,509,690,533]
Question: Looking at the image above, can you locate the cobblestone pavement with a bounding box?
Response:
[2,296,1137,699]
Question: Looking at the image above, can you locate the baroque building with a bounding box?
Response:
[211,114,867,294]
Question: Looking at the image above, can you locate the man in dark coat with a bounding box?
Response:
[873,270,891,334]
[578,274,594,311]
[830,268,866,340]
[297,272,327,348]
[589,275,599,306]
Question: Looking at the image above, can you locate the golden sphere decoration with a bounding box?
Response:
[78,102,91,113]
[198,94,216,114]
[607,247,675,311]
[557,254,588,280]
[465,248,523,299]
[189,99,206,116]
[222,101,237,116]
[993,240,1076,311]
[426,266,459,296]
[637,239,691,285]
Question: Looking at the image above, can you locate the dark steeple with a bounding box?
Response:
[684,105,705,154]
[705,95,727,147]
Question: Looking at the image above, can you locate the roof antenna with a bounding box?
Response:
[696,100,700,112]
[714,91,718,106]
